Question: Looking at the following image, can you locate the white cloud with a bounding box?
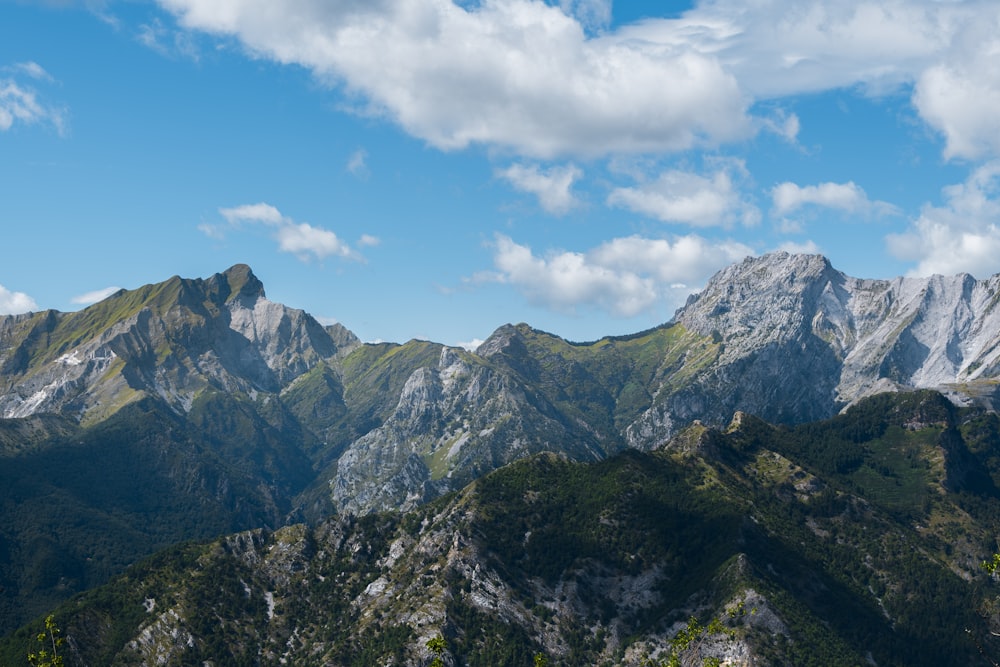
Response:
[0,284,38,314]
[12,62,53,81]
[276,222,357,261]
[152,0,1000,164]
[474,233,753,317]
[649,1,956,99]
[156,0,751,158]
[913,36,1000,160]
[760,109,800,143]
[358,234,381,247]
[346,148,369,179]
[771,181,898,217]
[71,286,122,305]
[212,202,365,262]
[644,0,1000,161]
[0,71,65,134]
[456,337,485,352]
[219,202,285,225]
[887,161,1000,277]
[608,165,759,228]
[498,163,582,215]
[137,17,201,60]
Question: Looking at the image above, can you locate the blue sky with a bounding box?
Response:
[2,1,999,347]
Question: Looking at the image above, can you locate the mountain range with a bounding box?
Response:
[4,252,1000,661]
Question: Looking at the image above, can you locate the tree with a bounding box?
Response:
[27,615,64,667]
[427,634,447,667]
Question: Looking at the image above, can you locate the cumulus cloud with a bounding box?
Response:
[219,202,285,226]
[627,1,1000,161]
[771,181,898,217]
[0,284,38,314]
[0,62,65,134]
[153,0,1000,164]
[456,337,485,352]
[913,19,1000,160]
[498,163,582,215]
[211,202,365,262]
[156,0,751,158]
[71,286,123,305]
[887,162,1000,277]
[473,233,753,317]
[608,165,759,228]
[275,222,357,261]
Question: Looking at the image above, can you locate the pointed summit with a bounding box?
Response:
[221,264,265,301]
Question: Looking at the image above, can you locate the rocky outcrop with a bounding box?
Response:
[330,346,605,514]
[621,253,1000,449]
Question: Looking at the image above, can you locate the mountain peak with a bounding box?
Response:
[716,251,835,285]
[220,264,265,301]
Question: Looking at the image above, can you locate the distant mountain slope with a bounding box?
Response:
[0,264,358,422]
[5,390,999,666]
[6,256,1000,635]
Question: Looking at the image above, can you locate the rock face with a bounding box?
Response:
[0,264,359,421]
[672,252,1000,412]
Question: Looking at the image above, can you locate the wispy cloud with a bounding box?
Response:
[0,62,66,134]
[346,148,370,179]
[11,62,53,82]
[137,17,201,60]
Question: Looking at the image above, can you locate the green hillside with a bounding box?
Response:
[4,390,999,666]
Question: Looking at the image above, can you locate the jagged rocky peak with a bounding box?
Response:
[676,252,842,340]
[0,264,361,421]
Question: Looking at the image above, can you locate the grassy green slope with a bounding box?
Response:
[484,323,719,450]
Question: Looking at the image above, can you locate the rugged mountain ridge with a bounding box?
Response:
[625,252,1000,449]
[6,390,1000,666]
[6,255,1000,634]
[678,252,1000,407]
[0,264,358,422]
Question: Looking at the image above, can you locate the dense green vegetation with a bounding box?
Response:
[0,395,317,635]
[4,390,999,665]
